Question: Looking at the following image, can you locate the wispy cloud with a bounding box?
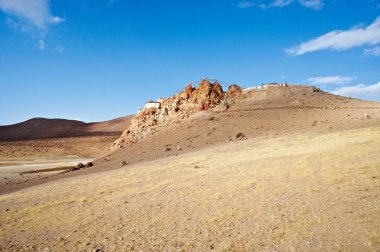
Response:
[298,0,324,10]
[238,0,323,10]
[271,0,294,8]
[332,82,380,101]
[37,39,45,50]
[364,46,380,56]
[0,0,64,50]
[287,16,380,56]
[0,0,64,31]
[238,1,256,9]
[307,76,355,85]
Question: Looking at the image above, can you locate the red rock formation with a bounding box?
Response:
[227,84,242,97]
[185,84,193,97]
[111,79,241,150]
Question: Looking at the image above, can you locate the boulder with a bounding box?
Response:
[85,162,93,168]
[212,81,224,96]
[227,84,242,96]
[235,132,246,140]
[364,114,371,119]
[77,163,84,169]
[184,84,193,97]
[179,91,189,100]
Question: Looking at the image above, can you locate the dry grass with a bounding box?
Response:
[0,135,119,159]
[0,127,379,251]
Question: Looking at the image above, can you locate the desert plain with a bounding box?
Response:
[0,82,379,251]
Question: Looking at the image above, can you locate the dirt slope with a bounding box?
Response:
[86,116,134,134]
[1,126,379,251]
[100,84,380,173]
[0,83,379,250]
[2,83,380,194]
[0,116,133,141]
[0,136,120,159]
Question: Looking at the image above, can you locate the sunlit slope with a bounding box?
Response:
[0,126,379,251]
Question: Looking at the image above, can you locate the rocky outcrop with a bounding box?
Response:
[111,79,241,150]
[227,84,243,97]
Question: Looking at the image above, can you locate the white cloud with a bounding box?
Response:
[49,16,64,24]
[37,39,45,50]
[307,76,355,85]
[6,17,35,34]
[287,16,380,55]
[271,0,294,7]
[0,0,64,51]
[364,46,380,56]
[238,0,324,9]
[332,82,380,101]
[298,0,324,10]
[238,1,255,9]
[0,0,64,31]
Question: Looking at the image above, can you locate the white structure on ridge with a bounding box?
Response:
[243,83,288,92]
[144,101,161,109]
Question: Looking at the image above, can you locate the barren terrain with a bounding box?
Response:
[0,126,379,251]
[1,84,380,194]
[0,136,119,159]
[0,84,379,251]
[0,116,133,141]
[0,116,132,190]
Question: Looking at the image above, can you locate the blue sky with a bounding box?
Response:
[0,0,379,125]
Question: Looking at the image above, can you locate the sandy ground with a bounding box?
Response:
[1,89,380,195]
[0,158,93,190]
[0,126,379,251]
[0,136,119,159]
[0,136,114,194]
[0,159,93,174]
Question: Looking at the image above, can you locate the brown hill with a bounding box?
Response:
[101,82,380,172]
[2,81,380,194]
[0,116,133,141]
[1,81,379,251]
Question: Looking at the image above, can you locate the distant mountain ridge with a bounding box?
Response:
[0,116,133,141]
